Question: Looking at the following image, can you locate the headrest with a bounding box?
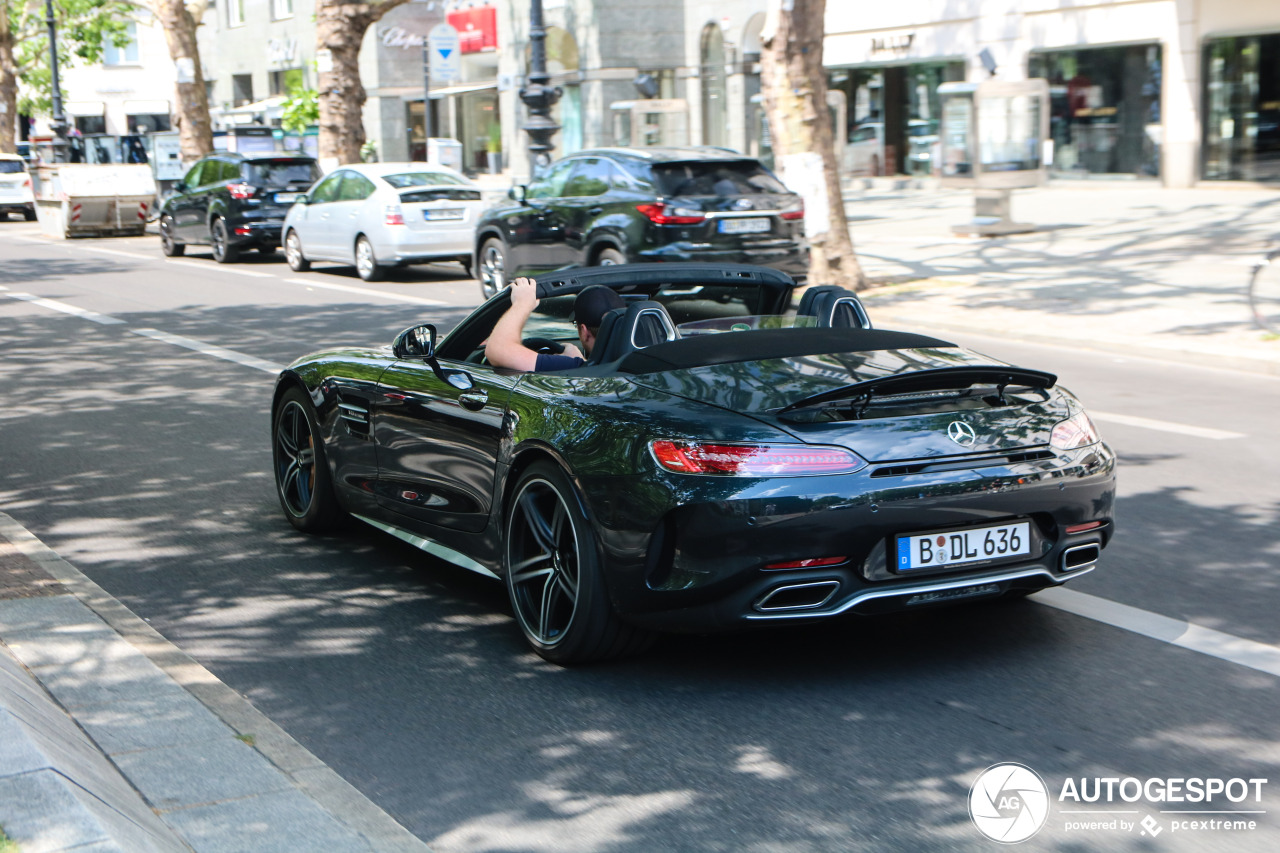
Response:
[588,300,680,365]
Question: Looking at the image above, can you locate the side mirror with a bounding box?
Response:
[296,194,311,205]
[393,323,436,359]
[508,184,528,203]
[173,181,187,193]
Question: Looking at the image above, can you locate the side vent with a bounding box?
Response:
[338,401,370,437]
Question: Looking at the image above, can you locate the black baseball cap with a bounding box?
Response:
[573,285,625,329]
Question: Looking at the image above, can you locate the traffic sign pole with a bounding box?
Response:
[421,39,432,147]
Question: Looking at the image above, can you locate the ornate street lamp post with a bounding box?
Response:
[518,0,561,175]
[44,0,69,163]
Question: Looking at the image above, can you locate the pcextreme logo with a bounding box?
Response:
[969,763,1050,843]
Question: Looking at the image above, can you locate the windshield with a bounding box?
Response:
[0,160,26,174]
[382,171,469,188]
[246,160,320,189]
[651,161,789,196]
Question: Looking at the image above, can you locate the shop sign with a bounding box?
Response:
[871,33,914,55]
[446,4,498,54]
[268,38,299,67]
[379,25,424,51]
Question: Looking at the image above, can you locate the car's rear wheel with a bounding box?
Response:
[595,246,625,266]
[477,237,507,299]
[272,387,343,533]
[504,462,653,665]
[355,235,385,281]
[159,214,184,256]
[284,229,311,272]
[210,218,239,263]
[23,205,37,222]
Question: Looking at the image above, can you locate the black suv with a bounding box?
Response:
[473,147,808,297]
[159,153,320,263]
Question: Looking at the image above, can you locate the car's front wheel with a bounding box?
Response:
[504,461,653,665]
[272,387,343,533]
[284,230,310,272]
[595,246,625,266]
[477,237,507,299]
[159,214,184,256]
[210,218,239,264]
[355,235,385,281]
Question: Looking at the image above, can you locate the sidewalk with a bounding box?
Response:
[0,513,431,853]
[840,181,1280,375]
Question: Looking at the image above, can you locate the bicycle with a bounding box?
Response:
[1249,248,1280,334]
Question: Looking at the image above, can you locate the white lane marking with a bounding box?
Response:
[131,328,284,374]
[164,259,278,278]
[1090,410,1245,440]
[282,276,447,306]
[4,291,125,325]
[74,245,155,261]
[1035,587,1280,678]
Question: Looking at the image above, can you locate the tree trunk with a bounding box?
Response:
[316,0,408,167]
[0,4,16,154]
[152,0,212,163]
[760,0,865,291]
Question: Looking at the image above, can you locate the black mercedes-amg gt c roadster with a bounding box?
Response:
[272,263,1116,664]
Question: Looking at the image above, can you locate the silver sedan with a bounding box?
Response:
[282,162,486,281]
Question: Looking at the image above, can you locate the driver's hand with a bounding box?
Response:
[562,342,584,360]
[509,277,538,313]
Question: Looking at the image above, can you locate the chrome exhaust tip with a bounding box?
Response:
[1061,543,1100,572]
[754,580,840,613]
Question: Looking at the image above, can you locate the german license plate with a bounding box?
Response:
[895,522,1031,572]
[424,208,465,221]
[718,217,770,234]
[274,192,300,203]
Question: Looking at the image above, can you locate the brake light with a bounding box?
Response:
[635,203,706,225]
[650,440,864,476]
[384,204,405,226]
[234,226,252,236]
[23,177,32,189]
[780,201,805,221]
[226,182,254,200]
[1050,412,1100,450]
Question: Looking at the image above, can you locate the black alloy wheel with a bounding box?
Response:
[478,237,507,299]
[355,235,385,281]
[284,230,310,272]
[159,214,184,256]
[504,462,652,664]
[272,388,342,532]
[210,218,239,264]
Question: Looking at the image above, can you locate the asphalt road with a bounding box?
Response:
[2,222,1278,852]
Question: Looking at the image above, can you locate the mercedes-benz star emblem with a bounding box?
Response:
[732,198,754,211]
[948,421,978,447]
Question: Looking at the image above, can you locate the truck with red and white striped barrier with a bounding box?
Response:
[32,164,156,239]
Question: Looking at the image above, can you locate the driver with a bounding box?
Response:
[486,277,624,371]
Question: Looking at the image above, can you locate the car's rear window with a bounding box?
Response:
[381,171,469,188]
[245,160,320,189]
[0,160,26,174]
[651,161,790,197]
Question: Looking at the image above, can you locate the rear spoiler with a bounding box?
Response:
[776,365,1058,415]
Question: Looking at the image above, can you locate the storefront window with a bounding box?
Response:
[828,62,961,175]
[1029,45,1161,178]
[1203,34,1280,182]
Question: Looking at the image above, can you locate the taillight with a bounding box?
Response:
[635,203,706,225]
[1050,412,1101,450]
[384,205,405,226]
[650,440,864,476]
[23,177,32,189]
[226,182,254,200]
[780,200,805,221]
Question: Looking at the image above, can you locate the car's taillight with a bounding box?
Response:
[384,204,405,226]
[780,200,805,221]
[1050,412,1101,450]
[635,203,706,225]
[650,440,864,476]
[226,182,254,200]
[23,176,32,189]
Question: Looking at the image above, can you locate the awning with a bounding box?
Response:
[224,96,288,115]
[64,101,105,117]
[427,81,498,100]
[124,100,171,115]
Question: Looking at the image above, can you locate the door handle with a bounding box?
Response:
[459,391,488,410]
[589,207,603,215]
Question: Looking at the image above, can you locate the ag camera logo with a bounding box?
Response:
[970,763,1050,843]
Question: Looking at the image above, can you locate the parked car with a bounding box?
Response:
[843,119,940,177]
[271,262,1116,664]
[0,153,36,221]
[473,147,808,298]
[282,162,482,281]
[158,153,320,263]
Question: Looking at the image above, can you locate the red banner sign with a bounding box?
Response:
[446,6,498,54]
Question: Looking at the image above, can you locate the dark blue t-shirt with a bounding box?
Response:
[535,353,586,371]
